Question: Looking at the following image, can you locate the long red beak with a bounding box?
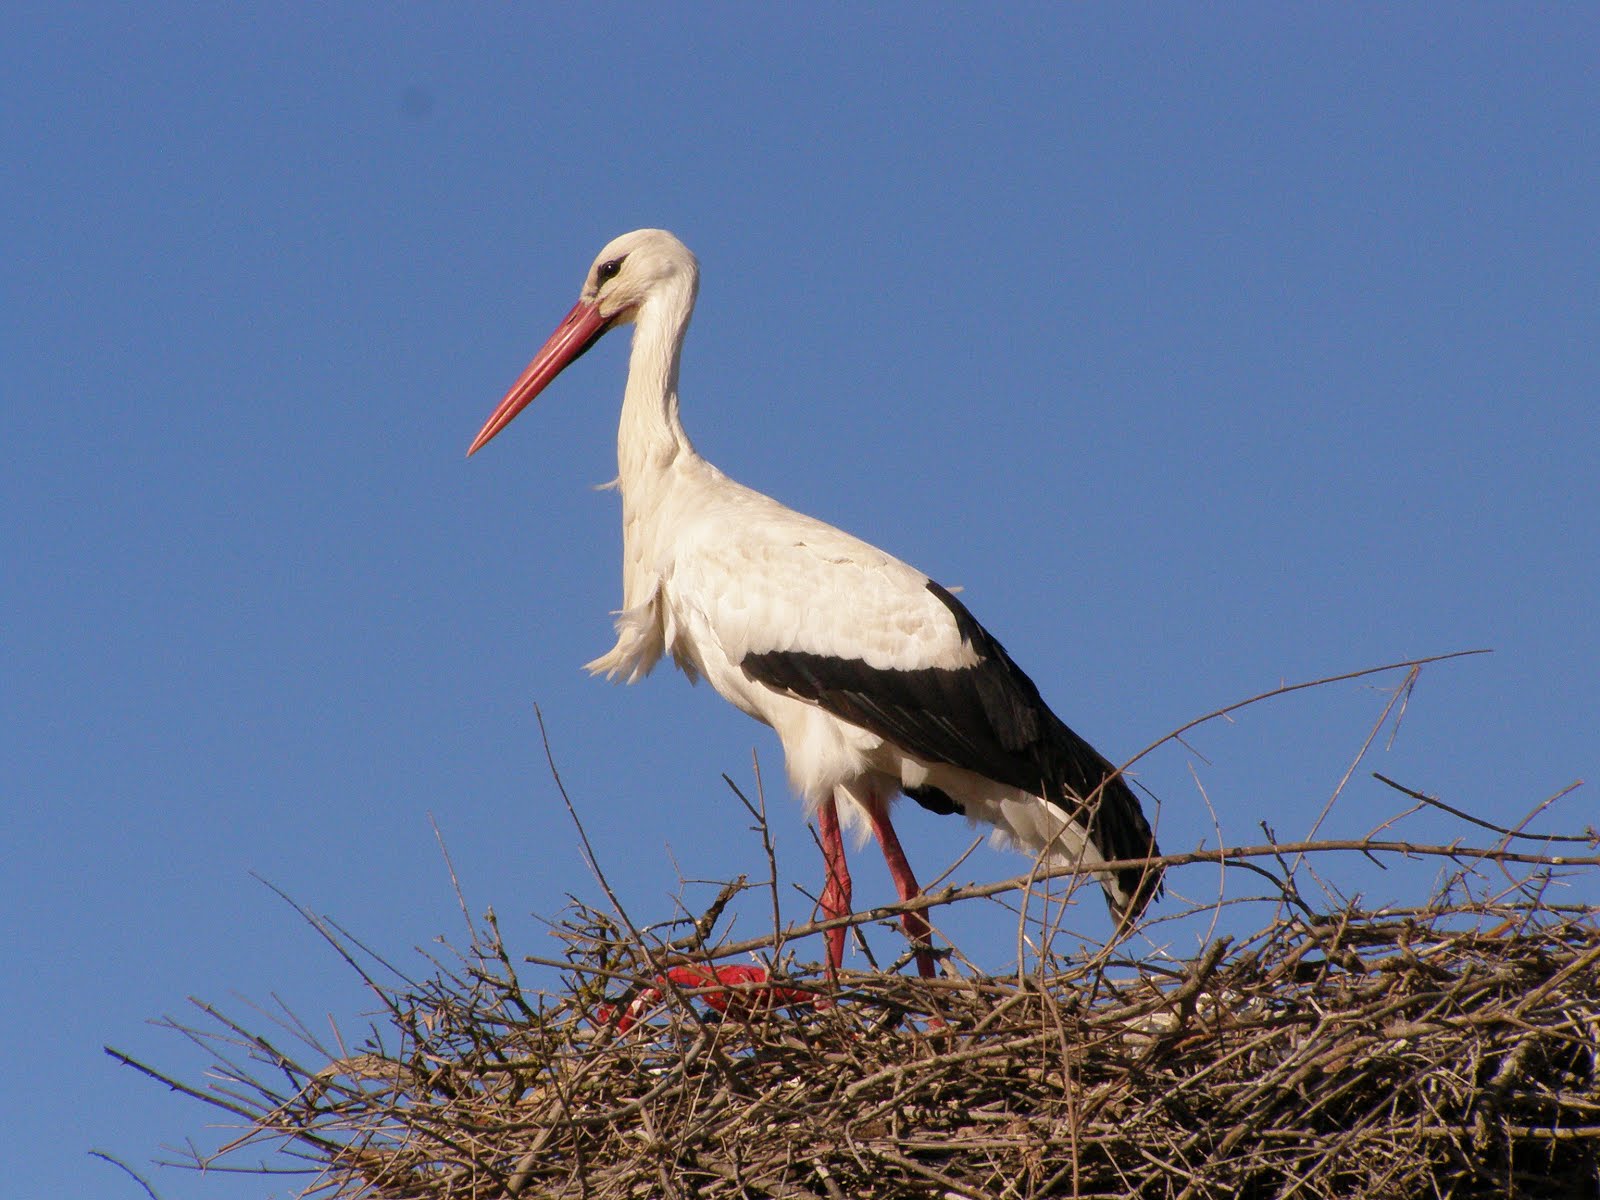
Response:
[467,299,612,456]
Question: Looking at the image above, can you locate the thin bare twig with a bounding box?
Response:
[1373,772,1594,845]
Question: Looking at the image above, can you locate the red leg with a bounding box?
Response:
[816,795,853,973]
[863,793,938,978]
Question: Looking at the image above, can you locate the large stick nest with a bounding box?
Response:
[110,659,1599,1199]
[117,842,1600,1199]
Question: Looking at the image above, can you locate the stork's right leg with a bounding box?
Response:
[816,795,853,973]
[861,793,938,979]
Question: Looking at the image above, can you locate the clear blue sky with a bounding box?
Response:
[6,8,1596,1197]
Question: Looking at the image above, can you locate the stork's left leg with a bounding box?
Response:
[862,792,938,978]
[815,795,853,974]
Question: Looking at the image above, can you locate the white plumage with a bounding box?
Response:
[470,229,1161,976]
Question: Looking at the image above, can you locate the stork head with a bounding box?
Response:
[580,228,700,325]
[467,229,699,456]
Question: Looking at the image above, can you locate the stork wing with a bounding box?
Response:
[740,577,1105,799]
[672,495,1159,913]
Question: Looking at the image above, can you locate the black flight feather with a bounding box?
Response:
[739,581,1162,917]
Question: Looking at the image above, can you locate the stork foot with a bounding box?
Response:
[604,965,814,1032]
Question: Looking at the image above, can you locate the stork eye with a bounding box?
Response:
[597,257,625,284]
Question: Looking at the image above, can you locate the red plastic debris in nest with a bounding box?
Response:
[601,965,815,1033]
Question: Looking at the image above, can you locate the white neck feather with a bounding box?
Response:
[617,277,699,496]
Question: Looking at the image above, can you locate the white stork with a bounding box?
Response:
[469,229,1161,978]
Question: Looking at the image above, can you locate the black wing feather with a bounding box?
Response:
[740,581,1162,916]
